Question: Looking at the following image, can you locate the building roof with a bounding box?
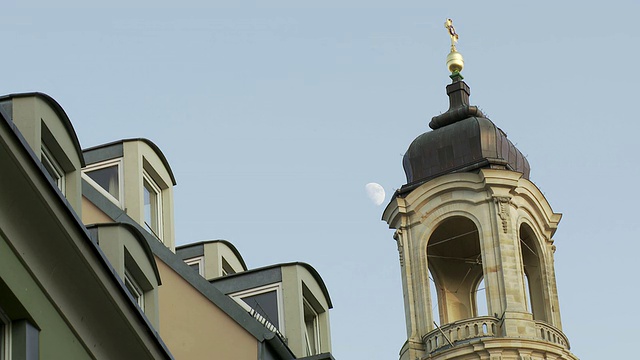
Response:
[211,261,333,309]
[83,138,177,185]
[0,100,173,359]
[0,92,86,167]
[82,180,295,357]
[85,222,163,286]
[400,76,529,194]
[176,239,249,271]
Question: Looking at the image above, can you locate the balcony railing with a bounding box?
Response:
[535,320,570,349]
[424,316,499,353]
[423,317,570,354]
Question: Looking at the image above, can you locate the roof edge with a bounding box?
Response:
[82,138,177,185]
[213,261,333,309]
[176,239,248,271]
[0,92,86,167]
[85,222,163,286]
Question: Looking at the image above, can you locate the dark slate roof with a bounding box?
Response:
[400,76,529,193]
[402,116,529,185]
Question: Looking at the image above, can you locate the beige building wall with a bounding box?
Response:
[82,196,115,224]
[156,258,258,360]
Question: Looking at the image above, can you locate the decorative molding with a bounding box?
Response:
[494,196,511,234]
[394,229,404,266]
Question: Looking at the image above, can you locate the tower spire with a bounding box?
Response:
[444,19,464,79]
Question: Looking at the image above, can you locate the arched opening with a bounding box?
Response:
[427,216,483,324]
[519,223,547,322]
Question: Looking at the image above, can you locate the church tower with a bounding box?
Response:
[382,20,579,360]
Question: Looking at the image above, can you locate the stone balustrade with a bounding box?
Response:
[534,320,570,349]
[423,317,571,354]
[423,316,500,353]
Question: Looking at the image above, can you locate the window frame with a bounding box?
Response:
[124,270,145,311]
[230,283,285,335]
[221,257,236,276]
[81,158,124,208]
[184,256,205,277]
[303,298,321,356]
[41,143,65,194]
[0,307,11,360]
[142,172,163,240]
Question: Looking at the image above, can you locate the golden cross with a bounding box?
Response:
[445,18,459,50]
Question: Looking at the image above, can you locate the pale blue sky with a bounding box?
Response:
[2,2,638,359]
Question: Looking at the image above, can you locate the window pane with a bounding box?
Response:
[304,301,319,355]
[86,165,119,199]
[144,183,152,227]
[125,275,144,310]
[41,147,64,193]
[221,257,235,276]
[143,179,159,236]
[242,291,279,329]
[476,278,488,316]
[42,157,60,181]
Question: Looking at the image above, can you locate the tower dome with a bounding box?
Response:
[402,78,530,188]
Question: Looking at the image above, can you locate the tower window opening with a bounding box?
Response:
[427,216,483,324]
[519,224,547,322]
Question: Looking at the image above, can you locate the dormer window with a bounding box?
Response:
[143,172,162,240]
[41,144,65,194]
[230,283,284,334]
[82,159,122,207]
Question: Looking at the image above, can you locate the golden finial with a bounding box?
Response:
[444,18,464,75]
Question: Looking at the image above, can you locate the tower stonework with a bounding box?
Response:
[382,21,578,360]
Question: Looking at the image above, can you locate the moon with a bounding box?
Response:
[365,183,385,206]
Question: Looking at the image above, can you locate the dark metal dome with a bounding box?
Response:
[400,76,530,191]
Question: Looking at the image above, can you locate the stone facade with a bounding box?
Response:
[384,157,578,360]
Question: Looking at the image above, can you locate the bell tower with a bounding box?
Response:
[383,20,579,360]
